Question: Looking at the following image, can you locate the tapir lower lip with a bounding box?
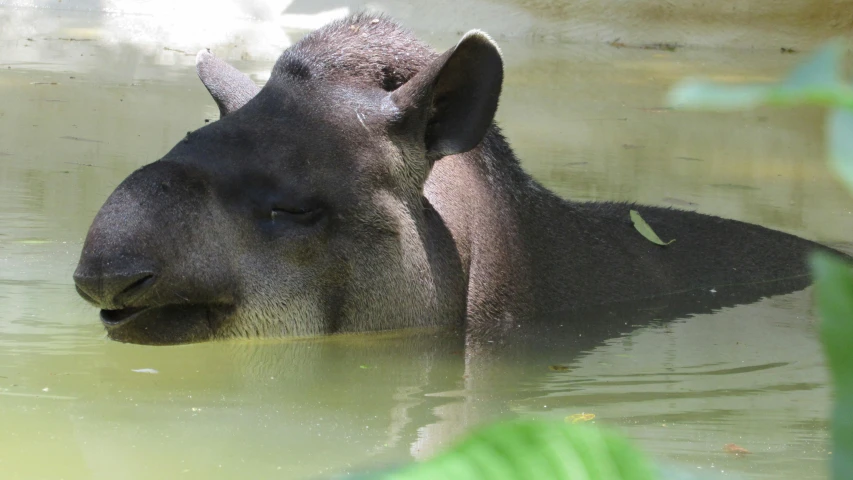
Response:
[99,304,233,345]
[100,306,150,326]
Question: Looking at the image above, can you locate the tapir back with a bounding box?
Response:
[517,196,834,318]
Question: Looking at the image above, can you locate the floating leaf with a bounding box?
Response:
[566,413,596,424]
[811,252,853,480]
[722,444,751,455]
[381,420,657,480]
[630,210,675,246]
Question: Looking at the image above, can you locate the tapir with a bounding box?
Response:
[72,13,845,345]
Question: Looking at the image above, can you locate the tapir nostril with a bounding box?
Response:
[73,269,157,309]
[120,274,156,298]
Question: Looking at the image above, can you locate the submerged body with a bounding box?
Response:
[73,14,838,345]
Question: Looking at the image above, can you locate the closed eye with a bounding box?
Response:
[271,207,324,225]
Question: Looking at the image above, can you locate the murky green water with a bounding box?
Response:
[2,12,852,480]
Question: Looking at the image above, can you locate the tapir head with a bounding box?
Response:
[73,17,503,344]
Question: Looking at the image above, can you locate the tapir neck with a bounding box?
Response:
[425,129,546,326]
[426,127,823,330]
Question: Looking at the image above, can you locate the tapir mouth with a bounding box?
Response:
[100,306,149,325]
[100,304,234,345]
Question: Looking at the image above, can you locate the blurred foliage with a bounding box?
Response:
[379,421,657,480]
[667,40,853,195]
[669,41,853,479]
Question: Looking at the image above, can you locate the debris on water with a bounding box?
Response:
[548,365,570,372]
[662,197,698,207]
[42,387,49,392]
[31,82,58,85]
[566,413,595,423]
[640,107,673,113]
[622,144,646,149]
[676,156,702,161]
[710,288,717,293]
[608,39,680,51]
[64,161,111,169]
[630,210,675,246]
[60,136,104,143]
[2,391,76,400]
[359,365,371,369]
[641,42,680,52]
[723,443,751,455]
[132,368,159,374]
[709,183,759,191]
[780,47,798,54]
[164,47,194,56]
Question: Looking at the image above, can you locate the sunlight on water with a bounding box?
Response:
[1,10,850,480]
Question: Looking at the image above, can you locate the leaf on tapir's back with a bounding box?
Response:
[630,210,675,246]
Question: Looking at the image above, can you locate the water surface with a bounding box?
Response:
[1,13,851,480]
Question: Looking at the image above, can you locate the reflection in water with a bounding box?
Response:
[0,16,847,480]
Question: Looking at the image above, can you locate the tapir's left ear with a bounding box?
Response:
[196,49,262,118]
[389,30,503,162]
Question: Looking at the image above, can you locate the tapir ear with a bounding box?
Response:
[196,49,262,118]
[389,30,503,162]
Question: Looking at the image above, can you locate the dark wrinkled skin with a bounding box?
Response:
[74,13,848,345]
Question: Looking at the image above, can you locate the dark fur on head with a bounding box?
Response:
[274,13,436,91]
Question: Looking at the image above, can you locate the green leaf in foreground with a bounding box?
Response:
[811,252,853,480]
[779,38,844,91]
[381,420,657,480]
[666,40,853,112]
[828,108,853,194]
[630,210,675,246]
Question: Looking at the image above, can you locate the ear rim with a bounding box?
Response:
[196,49,262,118]
[388,29,504,162]
[455,29,503,58]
